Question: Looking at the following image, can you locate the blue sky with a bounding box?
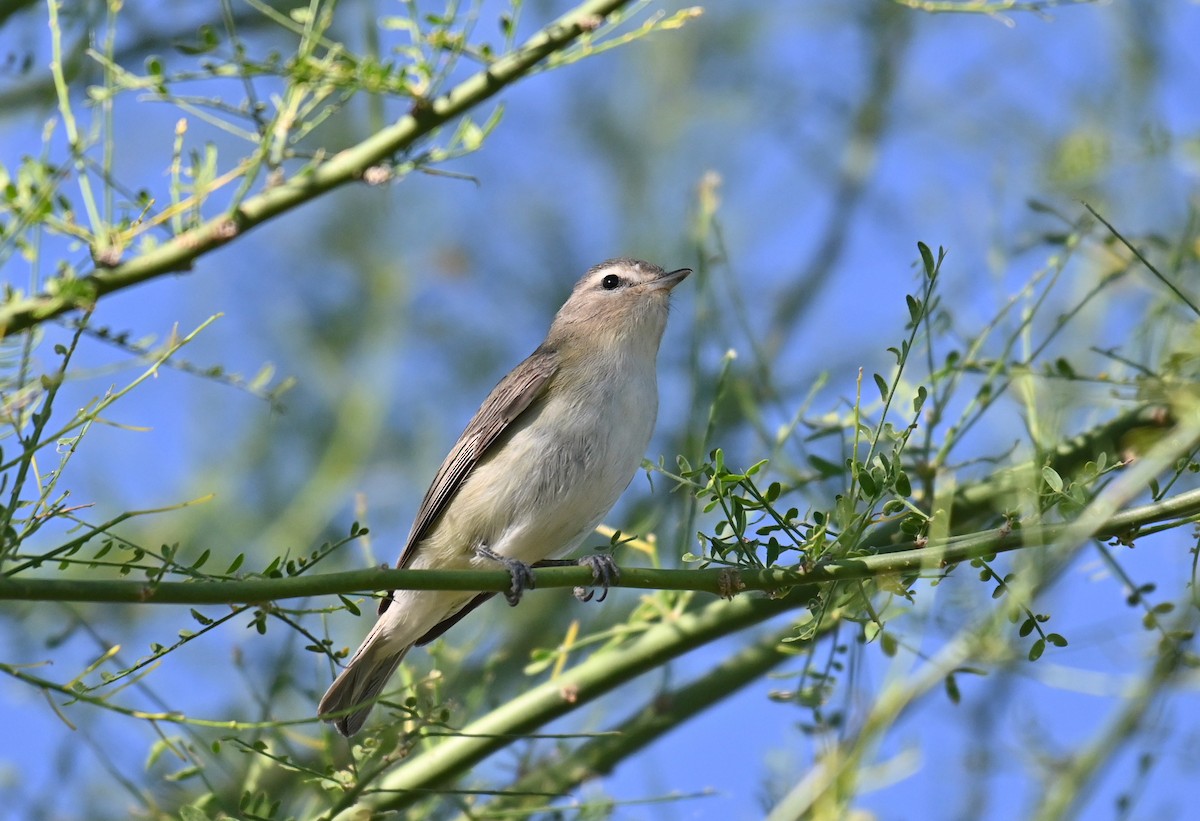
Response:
[2,1,1200,818]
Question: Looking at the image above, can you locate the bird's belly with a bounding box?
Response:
[423,391,654,567]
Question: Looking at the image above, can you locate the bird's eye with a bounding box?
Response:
[601,274,622,290]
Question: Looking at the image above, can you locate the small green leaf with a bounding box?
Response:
[906,294,922,324]
[181,802,212,820]
[944,673,961,704]
[174,24,220,55]
[145,736,177,771]
[746,459,768,476]
[1042,466,1064,493]
[859,470,878,497]
[917,242,936,277]
[1028,638,1046,661]
[874,373,889,402]
[248,363,275,392]
[913,385,928,414]
[165,765,202,782]
[460,119,484,151]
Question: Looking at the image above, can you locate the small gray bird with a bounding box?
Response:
[318,258,690,736]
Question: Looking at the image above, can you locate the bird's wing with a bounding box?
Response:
[413,592,494,645]
[378,346,559,614]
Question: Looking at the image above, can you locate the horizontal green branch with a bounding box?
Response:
[5,487,1198,606]
[0,0,633,338]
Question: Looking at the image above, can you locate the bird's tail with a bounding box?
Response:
[317,623,410,737]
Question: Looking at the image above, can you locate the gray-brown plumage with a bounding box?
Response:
[318,259,689,736]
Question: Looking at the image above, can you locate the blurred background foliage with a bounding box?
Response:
[1,0,1200,819]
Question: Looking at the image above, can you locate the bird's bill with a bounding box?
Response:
[648,267,692,291]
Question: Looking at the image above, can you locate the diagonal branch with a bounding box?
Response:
[0,0,634,338]
[454,623,803,819]
[354,588,810,815]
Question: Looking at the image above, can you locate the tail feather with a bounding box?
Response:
[318,636,410,737]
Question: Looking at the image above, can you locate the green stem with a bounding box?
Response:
[0,0,634,337]
[4,487,1199,605]
[350,588,809,816]
[453,623,802,819]
[1030,607,1198,821]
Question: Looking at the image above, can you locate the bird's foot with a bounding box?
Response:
[534,554,620,602]
[476,544,535,606]
[575,554,620,602]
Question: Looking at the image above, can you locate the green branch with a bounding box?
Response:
[454,623,801,819]
[0,0,635,338]
[5,487,1198,605]
[862,403,1177,549]
[351,588,810,816]
[1031,606,1199,820]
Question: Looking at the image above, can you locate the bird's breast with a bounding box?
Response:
[425,355,658,566]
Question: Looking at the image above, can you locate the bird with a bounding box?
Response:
[317,258,690,736]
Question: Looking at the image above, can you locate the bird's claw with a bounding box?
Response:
[573,554,620,602]
[476,544,536,606]
[503,560,536,606]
